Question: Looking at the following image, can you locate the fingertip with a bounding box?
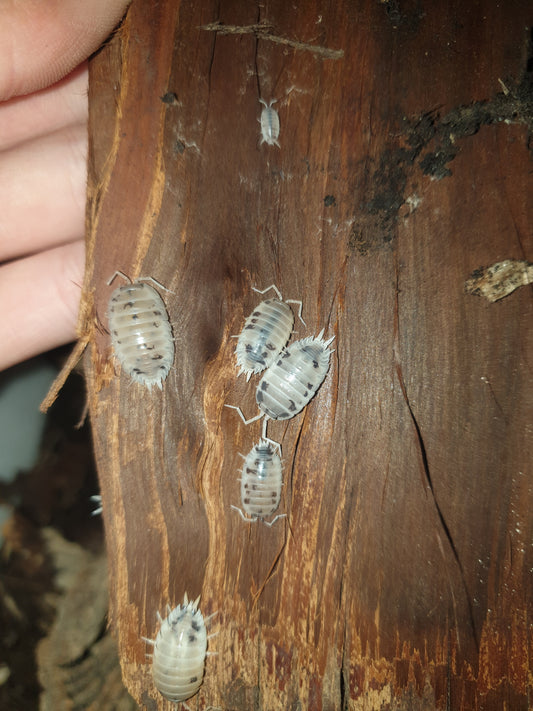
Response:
[0,0,131,100]
[0,240,86,371]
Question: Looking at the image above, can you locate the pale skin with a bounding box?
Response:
[0,0,131,371]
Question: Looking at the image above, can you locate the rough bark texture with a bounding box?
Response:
[84,1,533,709]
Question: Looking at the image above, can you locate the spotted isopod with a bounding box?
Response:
[227,329,335,425]
[235,285,305,381]
[259,98,280,147]
[107,271,174,389]
[232,439,285,526]
[144,593,216,703]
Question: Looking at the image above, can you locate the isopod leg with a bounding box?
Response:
[224,404,263,426]
[106,270,174,293]
[261,417,281,456]
[230,505,258,523]
[263,514,287,528]
[252,284,283,300]
[285,299,306,327]
[250,285,305,325]
[205,611,219,625]
[139,276,174,294]
[106,270,131,286]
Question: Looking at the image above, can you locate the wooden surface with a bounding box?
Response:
[84,1,533,708]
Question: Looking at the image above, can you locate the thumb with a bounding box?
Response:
[0,0,131,101]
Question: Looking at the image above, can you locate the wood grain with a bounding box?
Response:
[85,0,533,708]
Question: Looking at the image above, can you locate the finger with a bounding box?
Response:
[0,240,84,372]
[0,122,87,262]
[0,63,87,152]
[0,0,131,101]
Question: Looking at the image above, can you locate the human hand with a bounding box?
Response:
[0,0,131,372]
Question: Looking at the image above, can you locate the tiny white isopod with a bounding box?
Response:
[107,271,174,389]
[144,594,216,703]
[227,329,335,425]
[259,98,280,147]
[235,285,305,381]
[232,439,285,526]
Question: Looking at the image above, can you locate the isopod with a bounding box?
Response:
[107,271,174,389]
[235,285,305,381]
[227,329,335,425]
[144,594,215,703]
[90,494,102,516]
[232,439,285,526]
[259,98,280,147]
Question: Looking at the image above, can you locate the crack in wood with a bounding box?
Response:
[199,21,344,59]
[392,262,479,653]
[395,357,479,654]
[394,364,479,652]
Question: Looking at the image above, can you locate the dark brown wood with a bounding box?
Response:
[85,1,533,708]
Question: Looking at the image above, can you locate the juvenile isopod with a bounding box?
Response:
[144,593,216,703]
[107,271,174,389]
[227,329,335,425]
[232,439,285,526]
[235,285,305,381]
[259,98,280,147]
[90,494,103,516]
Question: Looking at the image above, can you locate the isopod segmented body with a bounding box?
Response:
[257,329,335,420]
[235,285,304,381]
[107,272,174,389]
[226,329,335,428]
[259,98,280,147]
[232,439,284,525]
[145,594,211,703]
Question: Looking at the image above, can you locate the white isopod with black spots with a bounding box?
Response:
[107,271,174,389]
[232,439,285,526]
[227,329,335,425]
[235,285,304,381]
[144,594,215,703]
[259,98,280,147]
